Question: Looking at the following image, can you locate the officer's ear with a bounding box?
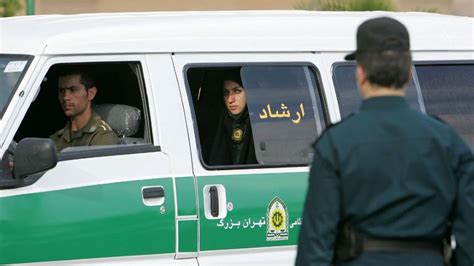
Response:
[356,65,368,88]
[87,87,97,101]
[406,67,413,85]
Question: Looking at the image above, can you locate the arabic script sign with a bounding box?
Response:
[215,217,302,231]
[259,103,306,124]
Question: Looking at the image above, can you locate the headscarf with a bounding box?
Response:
[204,73,257,165]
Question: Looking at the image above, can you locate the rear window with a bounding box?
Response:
[415,64,474,149]
[333,64,423,118]
[332,62,474,150]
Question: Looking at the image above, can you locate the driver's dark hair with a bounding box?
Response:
[357,51,412,89]
[58,66,96,89]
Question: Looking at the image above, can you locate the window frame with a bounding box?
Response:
[413,60,474,66]
[58,145,161,161]
[12,55,158,162]
[183,62,329,170]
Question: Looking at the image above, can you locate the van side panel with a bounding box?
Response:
[0,178,175,264]
[198,172,306,250]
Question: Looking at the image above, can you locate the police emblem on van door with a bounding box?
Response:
[266,197,289,241]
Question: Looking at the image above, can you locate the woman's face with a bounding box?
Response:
[223,80,247,115]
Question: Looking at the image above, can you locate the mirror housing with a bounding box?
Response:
[14,138,57,180]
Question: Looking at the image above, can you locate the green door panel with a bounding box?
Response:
[198,172,307,251]
[0,178,175,264]
[175,176,197,216]
[178,220,198,253]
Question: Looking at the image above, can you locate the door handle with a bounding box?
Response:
[142,186,165,206]
[203,184,227,219]
[209,186,219,217]
[143,187,165,199]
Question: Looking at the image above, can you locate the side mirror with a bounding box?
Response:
[14,138,57,179]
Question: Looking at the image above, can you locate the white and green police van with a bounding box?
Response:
[0,11,473,265]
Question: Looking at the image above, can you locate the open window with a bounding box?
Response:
[186,65,327,168]
[13,62,153,157]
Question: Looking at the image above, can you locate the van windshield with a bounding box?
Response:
[0,55,33,119]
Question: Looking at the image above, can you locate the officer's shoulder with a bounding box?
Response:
[86,115,114,134]
[96,119,115,133]
[421,113,453,131]
[312,113,356,147]
[324,113,357,134]
[427,114,448,125]
[413,112,460,141]
[422,114,469,148]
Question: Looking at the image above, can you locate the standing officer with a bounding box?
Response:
[296,17,474,266]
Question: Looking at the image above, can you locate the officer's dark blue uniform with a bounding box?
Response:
[296,17,474,266]
[296,96,474,266]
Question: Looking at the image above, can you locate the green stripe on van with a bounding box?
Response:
[0,178,175,264]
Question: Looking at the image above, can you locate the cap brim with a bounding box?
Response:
[344,52,356,60]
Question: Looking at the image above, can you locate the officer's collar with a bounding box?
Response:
[60,112,100,141]
[81,111,100,134]
[360,96,408,111]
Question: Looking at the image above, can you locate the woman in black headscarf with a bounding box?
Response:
[205,71,257,165]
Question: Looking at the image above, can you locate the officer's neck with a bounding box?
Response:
[360,83,405,100]
[70,107,93,132]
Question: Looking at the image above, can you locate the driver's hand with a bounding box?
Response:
[7,141,17,169]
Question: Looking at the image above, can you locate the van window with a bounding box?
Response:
[333,64,422,117]
[242,66,325,165]
[415,64,474,149]
[13,62,152,157]
[186,65,326,168]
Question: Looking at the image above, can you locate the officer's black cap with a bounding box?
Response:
[345,17,410,61]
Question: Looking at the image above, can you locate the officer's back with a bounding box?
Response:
[328,97,465,240]
[296,17,474,266]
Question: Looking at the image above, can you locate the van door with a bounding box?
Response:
[173,53,337,265]
[0,55,189,264]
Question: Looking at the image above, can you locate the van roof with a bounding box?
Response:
[1,11,473,55]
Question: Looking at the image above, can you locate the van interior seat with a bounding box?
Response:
[94,104,144,145]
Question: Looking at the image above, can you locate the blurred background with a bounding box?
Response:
[1,0,473,17]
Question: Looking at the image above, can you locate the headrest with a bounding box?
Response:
[95,104,141,137]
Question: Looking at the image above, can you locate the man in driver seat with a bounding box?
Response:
[50,67,118,152]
